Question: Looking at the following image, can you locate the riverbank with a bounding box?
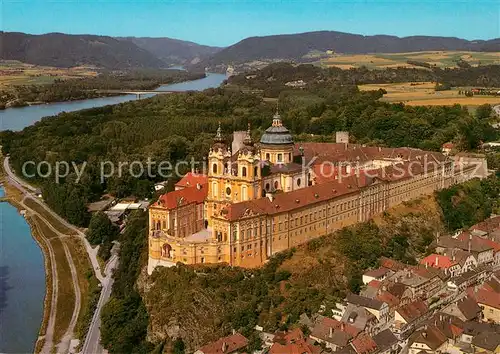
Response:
[0,72,226,131]
[0,161,95,353]
[0,93,120,110]
[0,71,228,352]
[0,176,47,353]
[0,70,207,110]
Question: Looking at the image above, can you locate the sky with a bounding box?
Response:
[1,0,499,47]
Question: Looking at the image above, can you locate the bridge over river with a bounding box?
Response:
[94,89,182,98]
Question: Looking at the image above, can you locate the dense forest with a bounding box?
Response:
[228,62,500,97]
[196,30,500,69]
[0,69,204,108]
[1,32,165,69]
[122,37,222,66]
[100,211,152,353]
[437,176,500,231]
[2,60,499,352]
[1,72,497,225]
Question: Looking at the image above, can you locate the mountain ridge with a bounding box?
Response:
[120,36,222,66]
[0,31,167,69]
[196,30,500,69]
[3,30,499,71]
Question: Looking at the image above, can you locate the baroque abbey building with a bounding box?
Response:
[148,112,488,274]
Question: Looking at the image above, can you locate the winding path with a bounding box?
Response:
[31,215,59,354]
[4,156,118,354]
[56,241,82,354]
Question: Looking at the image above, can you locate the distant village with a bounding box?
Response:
[194,216,500,354]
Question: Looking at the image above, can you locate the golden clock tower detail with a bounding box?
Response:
[206,123,261,226]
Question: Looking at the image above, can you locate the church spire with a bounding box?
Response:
[214,121,223,142]
[272,103,282,127]
[243,123,253,146]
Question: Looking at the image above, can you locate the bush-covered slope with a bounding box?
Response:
[0,31,165,69]
[121,37,222,66]
[199,31,500,67]
[143,195,445,351]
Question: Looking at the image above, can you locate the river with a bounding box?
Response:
[0,188,46,353]
[0,72,226,353]
[0,72,227,131]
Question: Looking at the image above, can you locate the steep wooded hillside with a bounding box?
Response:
[121,37,222,66]
[0,32,165,69]
[198,31,500,67]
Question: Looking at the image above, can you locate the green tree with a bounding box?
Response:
[86,212,119,246]
[475,104,493,120]
[172,338,185,354]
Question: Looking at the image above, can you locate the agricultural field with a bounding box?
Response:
[321,51,500,69]
[0,60,97,88]
[358,81,500,107]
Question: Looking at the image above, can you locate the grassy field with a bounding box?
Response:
[358,81,500,107]
[321,51,500,69]
[49,236,76,345]
[0,60,97,88]
[65,236,98,345]
[23,198,74,235]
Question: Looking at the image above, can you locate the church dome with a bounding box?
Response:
[260,112,293,145]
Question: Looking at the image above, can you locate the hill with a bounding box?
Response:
[121,36,222,66]
[197,31,500,69]
[140,194,445,352]
[0,32,166,69]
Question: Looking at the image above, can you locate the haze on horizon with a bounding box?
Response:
[2,0,499,47]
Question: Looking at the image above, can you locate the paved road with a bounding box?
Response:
[4,157,105,283]
[82,247,119,354]
[3,157,118,354]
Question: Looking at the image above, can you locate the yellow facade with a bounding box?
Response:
[206,146,263,226]
[260,144,294,164]
[147,119,486,274]
[479,302,500,324]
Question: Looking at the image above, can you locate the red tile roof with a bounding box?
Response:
[270,330,320,354]
[420,254,457,270]
[196,333,248,354]
[223,175,360,221]
[294,143,446,166]
[484,278,500,293]
[311,316,361,343]
[273,328,304,344]
[351,333,377,354]
[175,172,208,188]
[410,325,448,350]
[154,184,207,210]
[457,233,500,252]
[367,280,382,289]
[376,291,400,308]
[380,257,406,272]
[469,215,500,233]
[396,300,428,323]
[472,287,500,310]
[269,341,318,354]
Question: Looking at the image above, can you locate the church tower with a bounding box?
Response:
[236,124,262,201]
[260,111,294,164]
[206,123,261,226]
[207,122,231,226]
